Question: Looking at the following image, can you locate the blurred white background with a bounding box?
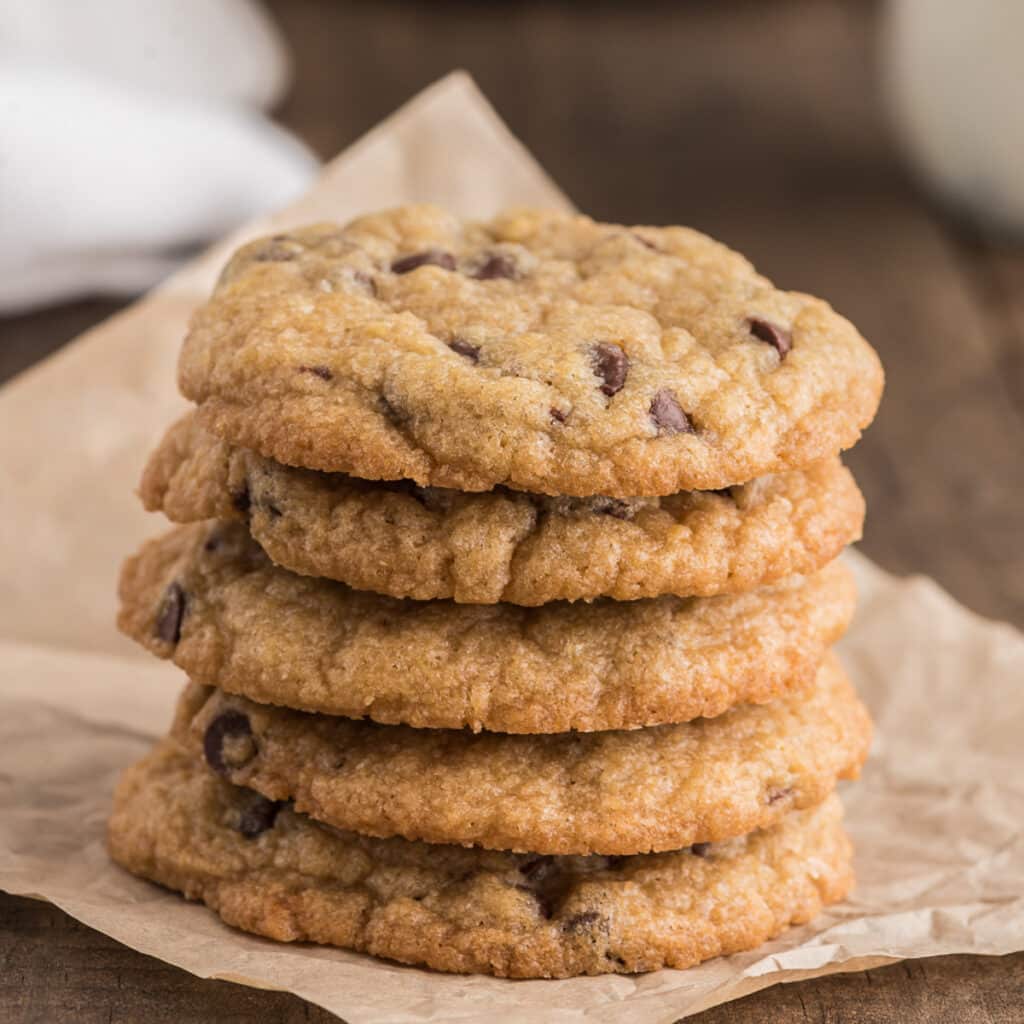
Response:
[884,0,1024,237]
[0,0,316,313]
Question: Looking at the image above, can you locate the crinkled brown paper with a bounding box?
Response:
[1,73,1023,1023]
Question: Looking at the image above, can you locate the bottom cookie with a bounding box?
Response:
[108,740,853,978]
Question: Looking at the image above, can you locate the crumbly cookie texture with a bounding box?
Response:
[108,741,853,978]
[178,205,883,497]
[142,412,864,604]
[172,655,869,855]
[118,522,856,733]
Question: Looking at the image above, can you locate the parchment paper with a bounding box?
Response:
[1,72,1023,1023]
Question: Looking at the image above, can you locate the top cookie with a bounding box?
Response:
[179,205,883,496]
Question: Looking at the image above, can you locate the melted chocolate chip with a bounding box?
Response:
[236,793,281,838]
[748,318,792,360]
[550,407,568,424]
[691,842,711,857]
[517,857,572,919]
[155,582,186,644]
[592,343,629,397]
[448,338,481,363]
[298,364,333,381]
[391,249,456,274]
[649,389,695,434]
[767,786,794,805]
[204,711,255,776]
[231,485,251,516]
[472,253,518,280]
[562,910,605,934]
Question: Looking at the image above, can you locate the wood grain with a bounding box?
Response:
[2,0,1022,1020]
[3,893,1023,1024]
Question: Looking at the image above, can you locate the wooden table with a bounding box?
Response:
[2,1,1022,1020]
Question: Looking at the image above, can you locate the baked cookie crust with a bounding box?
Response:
[179,205,883,496]
[141,412,864,604]
[108,741,853,978]
[118,522,857,732]
[171,654,870,855]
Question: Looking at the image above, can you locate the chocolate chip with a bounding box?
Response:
[298,364,333,381]
[155,582,186,644]
[204,711,256,776]
[562,910,604,934]
[767,786,793,805]
[649,389,695,434]
[691,842,712,857]
[748,318,792,360]
[472,253,518,280]
[550,407,568,424]
[236,793,281,838]
[517,857,572,919]
[391,249,456,274]
[448,338,480,363]
[231,486,251,516]
[592,343,629,397]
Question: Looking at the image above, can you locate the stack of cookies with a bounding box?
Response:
[110,205,883,978]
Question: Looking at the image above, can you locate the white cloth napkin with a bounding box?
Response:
[0,0,317,313]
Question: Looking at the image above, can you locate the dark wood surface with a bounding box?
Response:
[3,1,1022,1021]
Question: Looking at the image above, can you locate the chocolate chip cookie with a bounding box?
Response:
[178,205,883,496]
[142,412,864,604]
[172,653,869,855]
[107,740,853,978]
[118,522,856,733]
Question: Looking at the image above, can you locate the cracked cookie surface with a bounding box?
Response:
[179,204,883,497]
[118,522,856,733]
[108,741,853,978]
[171,654,869,855]
[142,411,864,604]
